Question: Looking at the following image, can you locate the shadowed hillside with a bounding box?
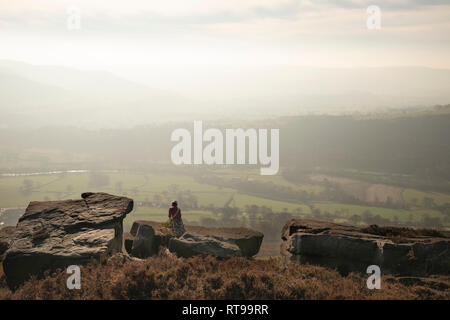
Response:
[1,251,449,300]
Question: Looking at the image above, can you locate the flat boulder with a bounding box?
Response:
[183,225,264,257]
[128,220,263,258]
[3,192,133,288]
[281,219,450,276]
[0,226,16,260]
[168,233,242,258]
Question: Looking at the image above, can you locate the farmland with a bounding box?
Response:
[1,170,449,231]
[310,202,443,224]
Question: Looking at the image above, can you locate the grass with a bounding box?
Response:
[251,175,323,194]
[1,251,449,300]
[123,207,216,231]
[0,175,61,207]
[215,169,324,194]
[0,172,236,208]
[310,201,444,223]
[1,172,448,230]
[233,194,311,214]
[403,188,450,207]
[0,172,313,227]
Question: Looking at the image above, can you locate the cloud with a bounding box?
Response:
[0,0,449,69]
[0,0,449,30]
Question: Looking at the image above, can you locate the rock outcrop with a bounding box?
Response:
[2,192,133,288]
[281,219,450,276]
[129,221,173,256]
[131,224,155,258]
[168,233,242,258]
[123,232,134,255]
[0,226,16,260]
[128,220,263,259]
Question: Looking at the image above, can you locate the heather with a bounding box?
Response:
[1,251,448,300]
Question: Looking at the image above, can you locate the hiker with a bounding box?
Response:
[168,200,185,236]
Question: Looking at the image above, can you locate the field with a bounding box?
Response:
[0,171,314,212]
[310,174,405,205]
[233,194,311,214]
[403,188,450,207]
[0,172,234,207]
[310,202,444,223]
[213,168,324,194]
[1,170,449,232]
[123,207,216,231]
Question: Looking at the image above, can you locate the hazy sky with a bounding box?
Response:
[0,0,449,70]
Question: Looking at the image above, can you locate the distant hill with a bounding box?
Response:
[127,65,450,114]
[2,61,450,128]
[0,60,159,95]
[0,60,189,128]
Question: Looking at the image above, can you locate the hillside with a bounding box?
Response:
[1,251,449,300]
[1,193,449,300]
[0,60,188,128]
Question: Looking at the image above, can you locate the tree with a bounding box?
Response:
[153,193,162,207]
[421,214,442,229]
[422,197,436,209]
[168,184,180,194]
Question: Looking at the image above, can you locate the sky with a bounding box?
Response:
[0,0,449,71]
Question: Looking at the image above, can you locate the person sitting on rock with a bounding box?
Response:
[168,200,185,236]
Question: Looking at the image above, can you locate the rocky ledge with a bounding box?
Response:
[281,219,450,276]
[0,226,15,260]
[2,192,133,288]
[1,194,264,288]
[127,220,264,259]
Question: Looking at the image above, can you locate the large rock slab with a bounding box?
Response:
[128,220,263,258]
[3,192,133,288]
[168,233,242,258]
[130,220,173,258]
[0,226,16,260]
[281,219,450,276]
[131,224,155,258]
[183,225,264,257]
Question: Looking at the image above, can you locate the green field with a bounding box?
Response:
[123,207,216,231]
[0,171,316,210]
[403,188,450,207]
[311,201,444,223]
[0,172,235,207]
[0,172,312,227]
[233,194,311,214]
[1,171,448,229]
[213,168,324,194]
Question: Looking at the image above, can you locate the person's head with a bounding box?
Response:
[171,200,178,207]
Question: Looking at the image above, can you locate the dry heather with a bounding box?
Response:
[0,250,449,300]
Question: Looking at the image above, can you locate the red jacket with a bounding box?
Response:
[168,206,182,224]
